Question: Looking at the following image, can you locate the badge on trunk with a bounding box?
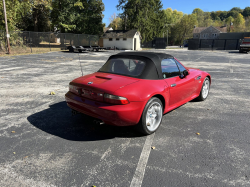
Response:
[88,82,93,85]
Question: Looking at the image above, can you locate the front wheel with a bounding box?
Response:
[196,77,210,101]
[137,97,163,135]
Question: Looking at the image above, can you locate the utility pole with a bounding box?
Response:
[3,0,11,54]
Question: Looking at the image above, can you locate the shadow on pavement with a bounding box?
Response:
[229,51,248,54]
[27,101,142,141]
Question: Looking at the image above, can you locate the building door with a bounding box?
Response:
[134,38,136,50]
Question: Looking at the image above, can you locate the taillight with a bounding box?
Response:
[104,94,129,105]
[69,84,75,92]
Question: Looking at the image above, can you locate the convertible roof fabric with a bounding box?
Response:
[106,52,174,80]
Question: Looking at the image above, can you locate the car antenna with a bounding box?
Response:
[78,52,83,76]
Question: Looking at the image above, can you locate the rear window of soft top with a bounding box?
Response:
[99,58,146,77]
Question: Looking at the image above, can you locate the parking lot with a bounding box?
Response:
[0,49,250,187]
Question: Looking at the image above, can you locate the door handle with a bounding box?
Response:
[195,75,201,80]
[171,83,176,87]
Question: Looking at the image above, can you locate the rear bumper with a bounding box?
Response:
[240,47,250,51]
[65,91,146,126]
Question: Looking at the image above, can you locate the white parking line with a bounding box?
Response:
[130,133,155,187]
[0,67,23,71]
[194,56,205,61]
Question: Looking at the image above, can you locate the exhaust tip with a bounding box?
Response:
[93,119,104,125]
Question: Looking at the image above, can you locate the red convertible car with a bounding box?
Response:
[65,52,211,135]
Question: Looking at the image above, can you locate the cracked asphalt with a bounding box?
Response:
[0,49,250,187]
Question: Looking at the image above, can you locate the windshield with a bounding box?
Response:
[243,39,250,42]
[99,58,146,77]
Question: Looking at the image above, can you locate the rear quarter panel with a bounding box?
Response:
[114,79,170,113]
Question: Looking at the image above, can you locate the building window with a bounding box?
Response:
[123,38,127,41]
[203,34,206,38]
[116,38,119,41]
[109,38,113,41]
[212,33,217,37]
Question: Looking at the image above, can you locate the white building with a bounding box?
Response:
[102,29,141,50]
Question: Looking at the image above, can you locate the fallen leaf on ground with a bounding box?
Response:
[49,91,55,95]
[151,146,156,149]
[11,131,16,133]
[13,152,16,154]
[196,132,200,135]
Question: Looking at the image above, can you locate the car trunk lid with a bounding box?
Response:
[70,72,139,101]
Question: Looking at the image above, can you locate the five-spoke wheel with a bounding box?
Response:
[197,77,210,101]
[137,97,163,135]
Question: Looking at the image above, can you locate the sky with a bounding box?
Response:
[102,0,250,26]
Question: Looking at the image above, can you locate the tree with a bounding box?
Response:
[192,8,204,27]
[51,0,105,35]
[227,10,239,19]
[162,8,183,39]
[234,13,245,32]
[245,16,250,32]
[230,7,242,13]
[32,0,52,32]
[203,12,213,27]
[0,0,21,31]
[243,7,250,18]
[117,0,164,42]
[218,11,228,21]
[171,14,197,45]
[225,16,234,32]
[108,13,122,30]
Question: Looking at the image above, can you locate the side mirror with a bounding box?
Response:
[183,70,189,77]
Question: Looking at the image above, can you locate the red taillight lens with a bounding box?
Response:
[104,94,129,105]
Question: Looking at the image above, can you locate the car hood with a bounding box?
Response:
[71,72,140,94]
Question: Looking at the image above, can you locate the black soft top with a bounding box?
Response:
[106,52,174,80]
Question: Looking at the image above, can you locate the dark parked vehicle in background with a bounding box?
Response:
[239,37,250,53]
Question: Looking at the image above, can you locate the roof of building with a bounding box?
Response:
[103,27,113,33]
[193,26,227,34]
[102,29,140,39]
[193,27,207,33]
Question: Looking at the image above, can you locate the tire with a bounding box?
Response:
[239,49,243,53]
[69,47,74,52]
[137,97,163,135]
[196,77,210,101]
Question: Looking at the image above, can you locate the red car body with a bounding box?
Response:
[65,52,211,128]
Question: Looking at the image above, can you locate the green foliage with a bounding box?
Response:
[117,0,164,42]
[233,13,245,32]
[51,0,105,35]
[243,7,250,18]
[171,14,197,45]
[230,7,243,13]
[227,10,239,19]
[108,13,123,30]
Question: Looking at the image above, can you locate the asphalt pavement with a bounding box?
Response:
[0,49,250,187]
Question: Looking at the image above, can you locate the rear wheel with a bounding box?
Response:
[137,97,163,135]
[196,77,210,101]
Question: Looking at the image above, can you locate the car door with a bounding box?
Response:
[161,58,194,107]
[174,58,200,97]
